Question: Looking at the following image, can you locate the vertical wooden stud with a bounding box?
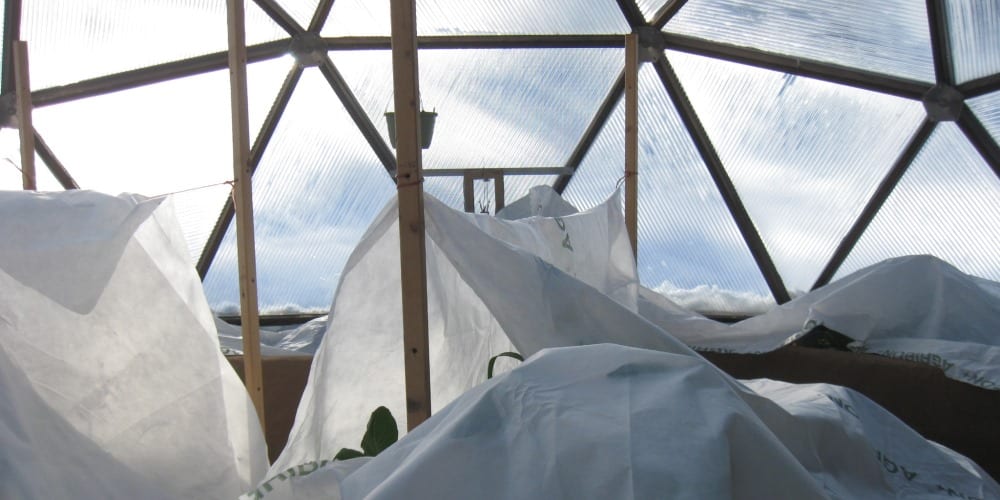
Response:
[227,0,265,430]
[14,40,35,191]
[625,34,639,259]
[390,0,432,430]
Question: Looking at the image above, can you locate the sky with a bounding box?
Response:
[3,0,1000,315]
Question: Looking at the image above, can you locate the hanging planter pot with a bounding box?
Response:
[384,109,437,149]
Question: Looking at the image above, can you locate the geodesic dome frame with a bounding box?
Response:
[1,0,998,317]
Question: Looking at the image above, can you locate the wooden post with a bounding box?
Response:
[14,40,35,191]
[390,0,432,431]
[227,0,265,430]
[625,34,639,259]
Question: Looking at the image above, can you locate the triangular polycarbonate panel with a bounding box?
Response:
[371,48,622,171]
[22,0,288,90]
[969,91,1000,144]
[565,65,776,314]
[666,0,934,83]
[0,129,62,192]
[30,58,291,261]
[323,0,628,36]
[669,50,927,293]
[946,0,1000,84]
[837,123,1000,283]
[634,0,671,23]
[202,69,397,315]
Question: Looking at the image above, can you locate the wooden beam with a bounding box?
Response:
[390,0,432,431]
[14,41,34,191]
[812,119,935,290]
[662,32,930,100]
[554,70,626,193]
[31,40,289,108]
[463,174,475,213]
[227,0,265,430]
[197,64,303,279]
[308,0,336,32]
[33,130,79,189]
[624,34,639,259]
[652,56,791,304]
[925,0,954,86]
[1,0,22,95]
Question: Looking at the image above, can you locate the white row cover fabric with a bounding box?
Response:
[263,186,998,498]
[255,345,998,500]
[0,190,267,499]
[638,255,1000,390]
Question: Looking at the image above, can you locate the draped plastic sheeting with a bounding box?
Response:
[257,187,998,499]
[257,345,997,499]
[0,190,267,499]
[273,188,640,472]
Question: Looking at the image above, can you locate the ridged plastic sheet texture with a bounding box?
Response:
[30,59,291,260]
[323,0,629,36]
[420,48,623,170]
[665,0,934,82]
[202,69,397,315]
[945,0,1000,84]
[563,65,776,313]
[669,50,927,292]
[838,122,1000,282]
[969,91,1000,143]
[634,0,671,22]
[22,0,287,89]
[331,48,622,172]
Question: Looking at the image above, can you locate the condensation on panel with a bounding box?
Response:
[946,0,1000,84]
[564,65,777,314]
[322,0,628,36]
[669,50,927,293]
[666,0,934,83]
[23,0,287,89]
[837,122,1000,283]
[203,69,397,315]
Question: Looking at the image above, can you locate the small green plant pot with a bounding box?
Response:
[385,110,437,149]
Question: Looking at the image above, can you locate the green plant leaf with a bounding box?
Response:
[334,448,364,461]
[360,406,398,457]
[487,351,524,379]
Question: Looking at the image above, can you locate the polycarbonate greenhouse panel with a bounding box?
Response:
[668,50,928,293]
[838,122,1000,283]
[202,69,397,315]
[30,59,291,261]
[665,0,934,83]
[323,0,629,36]
[969,91,1000,143]
[946,0,1000,84]
[564,67,776,314]
[420,48,622,171]
[330,48,622,173]
[21,0,287,89]
[634,0,671,23]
